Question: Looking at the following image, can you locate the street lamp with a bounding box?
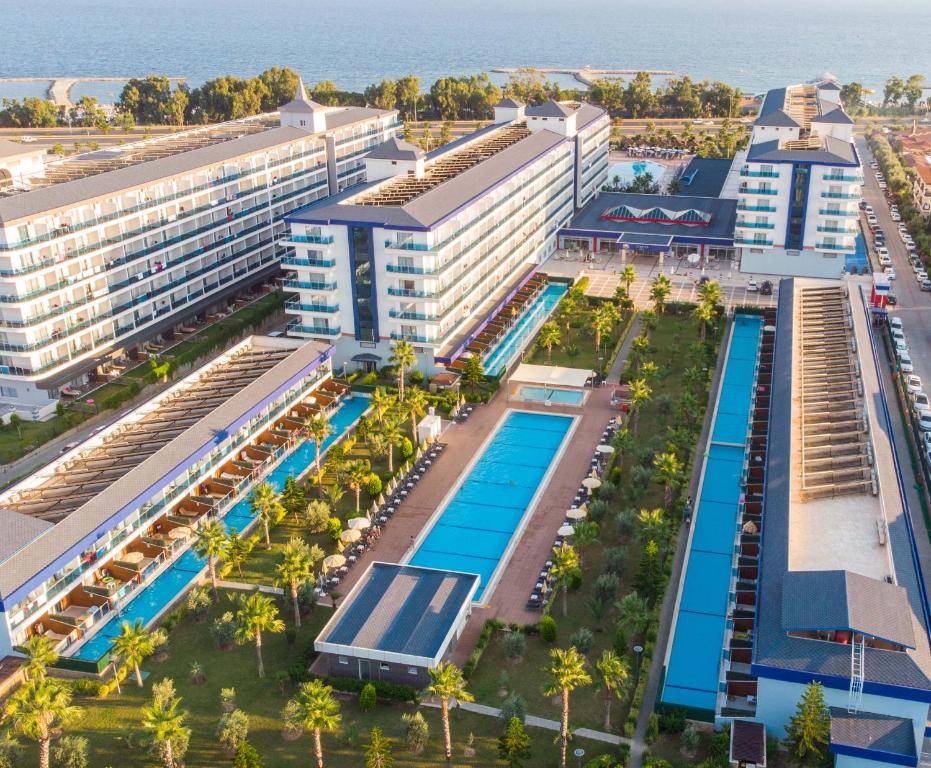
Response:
[574,747,586,768]
[633,644,644,678]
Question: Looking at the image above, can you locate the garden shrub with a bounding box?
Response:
[52,735,88,768]
[658,708,686,733]
[70,678,104,697]
[365,473,382,497]
[569,626,594,654]
[400,437,414,459]
[603,547,628,576]
[538,615,557,643]
[567,567,582,590]
[593,573,620,605]
[359,682,377,711]
[499,692,527,724]
[211,611,237,649]
[502,630,526,660]
[217,709,250,753]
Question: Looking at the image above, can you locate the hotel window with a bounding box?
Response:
[338,656,349,665]
[379,663,390,671]
[407,667,418,675]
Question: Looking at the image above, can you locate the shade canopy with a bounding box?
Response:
[340,529,362,544]
[596,444,615,454]
[557,524,575,537]
[567,508,588,520]
[582,477,602,489]
[348,517,371,530]
[323,554,347,571]
[510,363,593,389]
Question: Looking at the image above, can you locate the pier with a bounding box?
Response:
[492,67,675,87]
[0,76,186,108]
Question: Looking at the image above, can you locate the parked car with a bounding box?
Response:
[865,205,875,215]
[20,135,35,143]
[759,280,773,296]
[899,351,915,372]
[887,293,898,306]
[922,279,931,292]
[747,279,758,292]
[884,267,896,280]
[913,392,931,414]
[891,212,901,222]
[891,327,906,342]
[923,430,931,451]
[918,411,931,432]
[878,254,892,266]
[867,215,878,225]
[894,337,908,354]
[906,374,922,394]
[877,246,889,257]
[891,316,904,330]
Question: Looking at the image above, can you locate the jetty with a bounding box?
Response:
[0,76,186,108]
[492,67,674,86]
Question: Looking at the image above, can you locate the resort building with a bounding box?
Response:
[662,277,931,767]
[314,562,479,686]
[891,131,931,217]
[734,82,864,279]
[283,99,609,374]
[0,334,358,669]
[0,81,398,418]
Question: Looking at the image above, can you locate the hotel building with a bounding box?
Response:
[283,98,609,373]
[0,334,351,667]
[0,81,397,418]
[735,82,864,279]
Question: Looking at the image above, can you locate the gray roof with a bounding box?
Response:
[0,140,43,161]
[746,136,857,165]
[280,76,325,114]
[316,562,479,661]
[0,107,391,225]
[0,510,52,563]
[819,80,842,91]
[290,127,567,230]
[812,105,854,125]
[782,570,917,648]
[365,137,424,161]
[0,337,331,602]
[496,97,524,108]
[754,88,800,128]
[730,720,766,764]
[525,100,576,118]
[753,279,931,694]
[678,157,733,198]
[829,708,917,758]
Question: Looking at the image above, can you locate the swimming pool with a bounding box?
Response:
[408,410,575,602]
[516,385,585,406]
[661,314,762,713]
[608,160,666,187]
[71,395,370,662]
[483,284,567,376]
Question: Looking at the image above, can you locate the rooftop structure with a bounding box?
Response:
[676,157,733,198]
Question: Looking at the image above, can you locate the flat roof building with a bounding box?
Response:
[0,81,397,417]
[283,100,609,374]
[314,562,479,686]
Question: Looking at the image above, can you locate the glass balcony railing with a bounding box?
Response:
[817,226,855,234]
[823,173,861,183]
[285,301,339,314]
[740,168,780,178]
[818,208,858,217]
[388,309,438,321]
[735,221,775,230]
[735,237,774,246]
[815,242,853,251]
[821,191,858,199]
[287,323,341,336]
[281,256,336,269]
[286,234,334,245]
[389,331,434,344]
[387,286,435,299]
[736,204,777,213]
[738,187,778,196]
[385,263,438,275]
[282,279,337,292]
[384,240,432,252]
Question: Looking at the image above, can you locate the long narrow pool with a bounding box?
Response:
[483,283,567,376]
[660,314,762,714]
[407,410,574,602]
[71,395,370,662]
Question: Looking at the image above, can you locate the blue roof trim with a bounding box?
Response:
[829,744,918,768]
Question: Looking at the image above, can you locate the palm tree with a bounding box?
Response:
[544,647,592,768]
[615,591,651,643]
[621,265,637,294]
[698,279,723,308]
[649,276,671,314]
[538,321,561,364]
[225,528,256,577]
[628,378,652,435]
[291,679,342,768]
[639,360,658,381]
[345,459,371,513]
[425,662,474,764]
[591,303,619,358]
[382,418,403,474]
[652,451,683,509]
[4,677,81,768]
[405,387,429,442]
[595,650,630,730]
[636,508,666,545]
[193,520,228,600]
[141,692,190,768]
[234,590,285,678]
[250,481,284,548]
[693,300,715,343]
[275,537,317,628]
[369,387,394,429]
[20,635,58,681]
[550,542,580,618]
[112,619,155,687]
[557,294,577,334]
[307,416,332,498]
[390,340,417,402]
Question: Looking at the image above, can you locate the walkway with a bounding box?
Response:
[216,580,283,595]
[421,699,630,747]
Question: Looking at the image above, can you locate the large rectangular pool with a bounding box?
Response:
[408,410,574,602]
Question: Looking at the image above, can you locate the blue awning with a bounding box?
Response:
[616,232,673,250]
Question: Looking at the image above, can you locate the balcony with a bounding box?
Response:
[820,191,858,199]
[389,331,434,344]
[287,323,341,336]
[387,286,436,299]
[286,234,334,245]
[282,279,337,292]
[735,221,775,230]
[388,309,438,321]
[384,239,433,252]
[816,225,856,234]
[281,255,336,269]
[285,300,339,314]
[385,263,439,275]
[817,208,857,217]
[736,204,777,213]
[815,241,854,251]
[735,237,774,247]
[738,186,778,196]
[739,167,779,178]
[822,173,861,183]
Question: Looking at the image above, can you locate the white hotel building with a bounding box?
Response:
[0,81,398,417]
[283,98,609,372]
[735,81,864,279]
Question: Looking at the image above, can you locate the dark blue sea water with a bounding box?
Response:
[2,0,930,102]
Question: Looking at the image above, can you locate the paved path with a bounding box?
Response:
[607,314,642,384]
[421,699,630,746]
[216,580,283,595]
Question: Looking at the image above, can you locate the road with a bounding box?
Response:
[856,135,931,389]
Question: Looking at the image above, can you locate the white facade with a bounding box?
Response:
[0,106,398,415]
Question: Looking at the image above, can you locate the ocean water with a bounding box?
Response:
[1,0,930,103]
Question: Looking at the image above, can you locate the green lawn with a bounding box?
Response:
[525,304,631,372]
[57,594,617,768]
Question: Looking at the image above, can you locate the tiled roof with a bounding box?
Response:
[365,137,424,161]
[525,100,577,118]
[747,136,857,165]
[829,707,917,759]
[730,720,766,764]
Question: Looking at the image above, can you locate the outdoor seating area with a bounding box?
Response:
[315,441,447,599]
[526,416,620,611]
[624,146,686,159]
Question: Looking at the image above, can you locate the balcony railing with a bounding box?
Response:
[385,263,438,275]
[285,301,340,314]
[735,237,774,246]
[736,204,777,213]
[286,234,334,245]
[817,208,857,217]
[387,286,436,299]
[384,240,432,252]
[739,187,778,196]
[816,226,855,234]
[288,323,342,336]
[740,168,780,178]
[389,331,434,343]
[735,221,775,230]
[283,279,338,292]
[821,191,858,199]
[823,173,861,183]
[388,309,438,321]
[281,256,336,269]
[815,242,854,251]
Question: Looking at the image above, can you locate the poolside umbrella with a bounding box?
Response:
[377,493,386,506]
[388,477,397,493]
[348,517,371,531]
[323,554,346,572]
[582,477,601,490]
[340,529,362,544]
[557,524,575,538]
[596,444,615,455]
[416,445,423,460]
[370,500,378,517]
[566,508,587,521]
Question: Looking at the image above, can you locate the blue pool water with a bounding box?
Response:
[608,160,666,186]
[661,314,762,713]
[71,395,370,662]
[517,386,585,405]
[483,283,568,376]
[408,410,573,602]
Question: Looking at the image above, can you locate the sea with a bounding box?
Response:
[1,0,930,104]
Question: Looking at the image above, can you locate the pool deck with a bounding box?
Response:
[331,383,618,635]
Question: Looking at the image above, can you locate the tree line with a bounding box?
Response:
[839,74,928,115]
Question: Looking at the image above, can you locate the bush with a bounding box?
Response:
[587,498,609,522]
[70,678,104,697]
[593,573,620,605]
[211,611,237,649]
[305,500,331,533]
[409,369,425,384]
[539,615,557,643]
[297,582,318,615]
[365,473,383,498]
[313,675,418,703]
[52,735,87,768]
[400,437,414,459]
[499,691,527,724]
[232,740,264,768]
[160,606,188,632]
[603,547,628,576]
[567,567,582,590]
[220,687,237,712]
[682,723,701,751]
[502,630,526,660]
[658,708,686,734]
[402,711,429,753]
[186,586,211,619]
[616,508,637,537]
[359,682,377,711]
[645,712,660,744]
[0,737,22,768]
[597,480,616,500]
[217,709,250,753]
[569,627,594,654]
